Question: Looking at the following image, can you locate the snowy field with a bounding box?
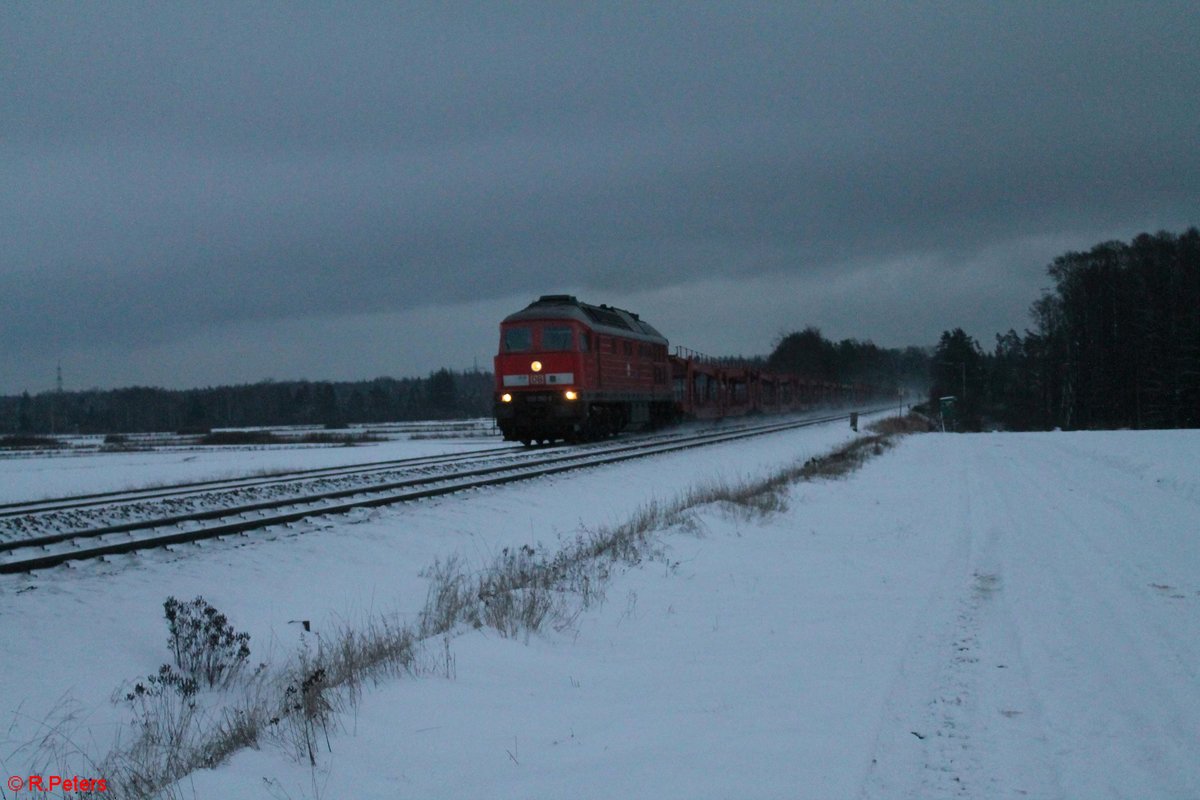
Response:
[2,425,1198,798]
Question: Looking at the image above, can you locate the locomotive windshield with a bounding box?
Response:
[503,327,532,352]
[541,326,574,351]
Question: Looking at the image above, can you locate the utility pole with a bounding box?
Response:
[50,362,64,434]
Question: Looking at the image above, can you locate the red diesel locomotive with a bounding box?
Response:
[493,295,875,444]
[493,295,675,444]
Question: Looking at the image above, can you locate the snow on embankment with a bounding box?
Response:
[0,418,870,786]
[182,429,1200,799]
[3,427,1199,798]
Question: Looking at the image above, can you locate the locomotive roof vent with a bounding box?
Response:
[504,295,665,343]
[584,305,633,330]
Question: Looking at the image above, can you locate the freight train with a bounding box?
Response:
[493,295,876,445]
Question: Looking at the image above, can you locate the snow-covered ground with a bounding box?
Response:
[2,425,1198,798]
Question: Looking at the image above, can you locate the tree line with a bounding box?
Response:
[930,227,1199,430]
[11,227,1193,437]
[0,370,494,435]
[766,327,930,397]
[3,336,934,437]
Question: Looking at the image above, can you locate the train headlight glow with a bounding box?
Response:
[501,393,512,403]
[530,360,543,372]
[564,390,578,400]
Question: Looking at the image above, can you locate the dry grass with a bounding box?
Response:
[867,413,935,435]
[197,430,282,446]
[294,432,387,446]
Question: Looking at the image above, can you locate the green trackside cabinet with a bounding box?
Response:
[939,396,956,431]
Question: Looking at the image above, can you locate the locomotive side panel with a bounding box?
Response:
[594,336,664,397]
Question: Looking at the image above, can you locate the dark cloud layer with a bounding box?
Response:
[2,3,1197,390]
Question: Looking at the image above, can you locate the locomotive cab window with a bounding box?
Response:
[503,327,532,352]
[541,326,574,351]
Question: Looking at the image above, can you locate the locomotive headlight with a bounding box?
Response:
[564,390,578,400]
[530,360,543,372]
[501,393,512,403]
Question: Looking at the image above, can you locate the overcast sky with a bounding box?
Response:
[2,3,1197,392]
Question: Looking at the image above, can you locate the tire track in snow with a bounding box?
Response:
[863,434,1200,798]
[984,438,1200,798]
[860,438,1063,800]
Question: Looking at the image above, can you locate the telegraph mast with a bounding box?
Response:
[51,362,64,434]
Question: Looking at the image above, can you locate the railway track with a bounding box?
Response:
[1,416,787,521]
[0,411,871,574]
[0,443,529,518]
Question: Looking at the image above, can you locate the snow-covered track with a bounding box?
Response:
[0,412,867,574]
[0,444,529,518]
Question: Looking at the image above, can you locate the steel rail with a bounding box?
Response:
[0,411,874,574]
[0,416,762,517]
[0,444,536,517]
[0,416,798,549]
[1,415,827,554]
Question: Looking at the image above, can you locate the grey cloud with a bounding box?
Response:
[2,3,1197,388]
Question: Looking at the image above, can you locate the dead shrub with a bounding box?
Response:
[163,596,251,689]
[295,432,387,445]
[198,430,281,446]
[798,435,891,480]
